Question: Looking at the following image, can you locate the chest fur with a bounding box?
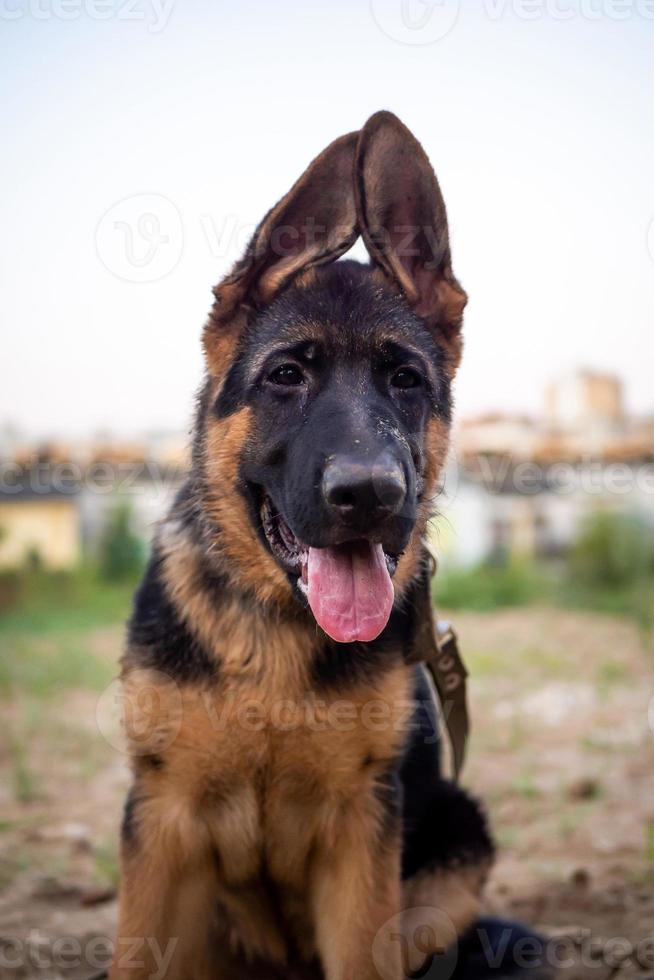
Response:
[125,661,412,888]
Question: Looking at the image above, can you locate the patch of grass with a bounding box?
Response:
[0,851,30,890]
[434,560,547,612]
[94,841,120,888]
[7,736,40,803]
[579,734,623,754]
[506,717,528,752]
[645,820,654,864]
[0,566,129,700]
[463,648,514,677]
[626,865,654,887]
[0,567,137,635]
[560,512,654,628]
[556,578,654,630]
[569,511,654,590]
[465,644,571,683]
[512,771,541,800]
[557,808,585,841]
[433,512,654,627]
[596,660,631,700]
[596,661,630,686]
[495,826,519,849]
[1,699,116,808]
[0,632,116,699]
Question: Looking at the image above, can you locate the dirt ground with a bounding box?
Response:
[1,607,653,979]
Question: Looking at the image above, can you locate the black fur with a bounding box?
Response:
[215,263,452,423]
[401,667,494,880]
[120,786,140,851]
[127,553,217,683]
[219,261,451,565]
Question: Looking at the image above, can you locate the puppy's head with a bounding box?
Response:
[198,112,466,642]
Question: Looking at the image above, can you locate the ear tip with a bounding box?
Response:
[361,109,408,137]
[357,111,432,175]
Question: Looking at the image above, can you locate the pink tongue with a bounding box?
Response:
[306,542,394,643]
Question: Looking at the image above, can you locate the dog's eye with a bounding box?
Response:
[269,364,305,387]
[390,367,422,389]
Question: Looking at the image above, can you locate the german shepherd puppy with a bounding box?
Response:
[110,112,541,980]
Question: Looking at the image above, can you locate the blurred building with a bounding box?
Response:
[437,370,654,567]
[0,433,187,570]
[456,413,539,459]
[0,489,80,570]
[545,370,626,454]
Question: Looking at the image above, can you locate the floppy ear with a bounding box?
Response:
[211,131,359,326]
[355,111,467,370]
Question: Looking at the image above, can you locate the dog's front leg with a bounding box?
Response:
[110,785,219,980]
[310,796,403,980]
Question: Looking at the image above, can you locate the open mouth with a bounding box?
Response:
[261,495,398,644]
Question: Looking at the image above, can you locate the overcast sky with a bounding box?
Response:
[2,0,654,438]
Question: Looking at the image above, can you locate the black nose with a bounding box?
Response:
[322,452,407,526]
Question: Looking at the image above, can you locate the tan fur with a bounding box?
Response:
[202,306,249,379]
[114,543,414,979]
[202,407,296,609]
[399,861,492,975]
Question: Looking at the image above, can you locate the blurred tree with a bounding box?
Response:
[24,546,43,574]
[569,510,654,589]
[98,502,144,582]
